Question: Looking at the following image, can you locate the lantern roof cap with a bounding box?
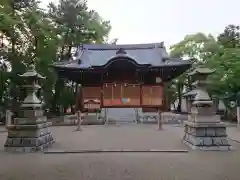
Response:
[188,67,214,76]
[19,64,45,79]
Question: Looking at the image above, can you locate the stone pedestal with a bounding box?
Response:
[183,121,231,151]
[4,109,54,152]
[182,67,231,151]
[4,65,54,152]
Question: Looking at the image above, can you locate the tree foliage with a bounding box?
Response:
[0,0,111,117]
[169,24,240,119]
[1,0,240,122]
[169,33,219,111]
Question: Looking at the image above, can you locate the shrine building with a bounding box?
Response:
[52,42,191,113]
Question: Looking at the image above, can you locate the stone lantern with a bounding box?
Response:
[4,65,54,152]
[183,67,231,151]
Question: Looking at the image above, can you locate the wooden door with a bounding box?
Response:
[141,85,163,106]
[82,86,101,103]
[102,83,140,107]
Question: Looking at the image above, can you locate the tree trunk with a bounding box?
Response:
[52,78,64,115]
[177,82,183,113]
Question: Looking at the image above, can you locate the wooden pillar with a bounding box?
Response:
[157,109,162,130]
[76,110,82,131]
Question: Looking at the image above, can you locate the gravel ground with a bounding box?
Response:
[0,125,240,180]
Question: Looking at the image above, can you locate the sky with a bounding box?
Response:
[40,0,240,48]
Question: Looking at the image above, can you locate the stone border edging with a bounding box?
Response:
[44,149,188,154]
[228,137,240,144]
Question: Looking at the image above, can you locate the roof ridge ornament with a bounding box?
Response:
[116,48,127,55]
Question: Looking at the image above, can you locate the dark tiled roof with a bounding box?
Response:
[80,42,164,50]
[53,42,191,69]
[78,42,169,67]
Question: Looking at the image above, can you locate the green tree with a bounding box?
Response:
[47,0,111,114]
[207,25,240,98]
[0,0,111,116]
[218,25,240,49]
[48,0,111,60]
[169,33,219,111]
[205,25,240,120]
[0,0,37,112]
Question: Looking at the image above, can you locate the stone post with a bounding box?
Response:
[4,65,54,152]
[183,67,231,151]
[134,108,140,124]
[76,110,82,131]
[157,109,162,130]
[104,108,108,125]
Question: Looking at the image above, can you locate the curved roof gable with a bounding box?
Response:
[52,42,191,72]
[76,42,169,68]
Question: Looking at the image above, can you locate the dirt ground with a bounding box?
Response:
[0,125,240,180]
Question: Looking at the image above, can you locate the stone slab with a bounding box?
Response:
[184,131,231,146]
[183,140,232,151]
[4,132,54,152]
[4,139,54,153]
[44,149,189,154]
[7,127,50,138]
[188,115,221,123]
[5,132,53,147]
[15,116,47,125]
[6,122,52,130]
[184,121,226,128]
[184,125,227,137]
[205,127,215,136]
[18,109,44,118]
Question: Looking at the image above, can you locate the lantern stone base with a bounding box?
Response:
[183,121,232,151]
[4,121,54,153]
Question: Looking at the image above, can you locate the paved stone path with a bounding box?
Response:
[0,125,240,180]
[47,125,188,151]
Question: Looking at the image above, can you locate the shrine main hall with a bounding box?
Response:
[52,42,191,114]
